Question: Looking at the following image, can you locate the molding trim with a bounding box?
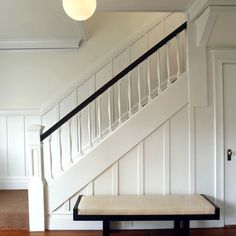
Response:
[211,49,236,227]
[47,213,101,230]
[40,13,172,115]
[0,40,80,51]
[0,177,29,189]
[0,109,40,116]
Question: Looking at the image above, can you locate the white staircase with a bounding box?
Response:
[27,19,188,231]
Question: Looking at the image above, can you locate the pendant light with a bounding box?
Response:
[62,0,97,21]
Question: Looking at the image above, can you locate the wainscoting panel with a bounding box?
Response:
[7,116,25,177]
[119,145,139,195]
[0,113,41,189]
[169,106,189,194]
[144,125,165,195]
[0,116,8,177]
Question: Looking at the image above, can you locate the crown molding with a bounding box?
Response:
[0,109,40,116]
[0,40,81,51]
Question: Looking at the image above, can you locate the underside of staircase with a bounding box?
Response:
[0,190,28,229]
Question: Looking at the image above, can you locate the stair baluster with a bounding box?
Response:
[147,58,151,101]
[176,34,181,79]
[166,43,171,87]
[156,51,161,94]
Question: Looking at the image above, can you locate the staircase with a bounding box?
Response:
[0,190,28,229]
[27,20,188,231]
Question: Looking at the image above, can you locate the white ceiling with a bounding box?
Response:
[0,0,193,49]
[0,0,85,49]
[97,0,194,12]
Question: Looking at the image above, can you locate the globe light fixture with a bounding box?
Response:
[62,0,97,21]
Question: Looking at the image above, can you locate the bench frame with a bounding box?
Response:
[73,194,220,236]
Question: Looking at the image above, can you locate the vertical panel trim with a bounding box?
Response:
[86,182,94,196]
[137,142,144,195]
[1,116,8,177]
[188,105,195,194]
[163,120,170,195]
[112,162,119,195]
[23,116,27,176]
[6,117,9,176]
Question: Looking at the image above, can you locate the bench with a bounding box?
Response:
[73,194,220,236]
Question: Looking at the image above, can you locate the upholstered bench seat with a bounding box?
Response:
[77,195,215,216]
[73,194,220,236]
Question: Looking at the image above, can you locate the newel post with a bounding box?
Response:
[28,125,45,231]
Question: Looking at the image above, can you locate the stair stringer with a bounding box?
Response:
[47,75,188,213]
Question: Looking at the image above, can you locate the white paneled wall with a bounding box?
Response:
[53,106,189,212]
[0,113,41,189]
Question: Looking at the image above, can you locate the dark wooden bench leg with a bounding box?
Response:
[103,220,110,236]
[174,220,181,236]
[181,220,190,236]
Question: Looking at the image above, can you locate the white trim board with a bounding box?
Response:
[0,177,29,189]
[0,40,81,51]
[0,109,40,116]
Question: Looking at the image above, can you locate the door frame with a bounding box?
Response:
[211,49,236,226]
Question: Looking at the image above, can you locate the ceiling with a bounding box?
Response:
[97,0,194,12]
[0,0,193,49]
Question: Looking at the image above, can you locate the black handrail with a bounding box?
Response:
[41,22,187,141]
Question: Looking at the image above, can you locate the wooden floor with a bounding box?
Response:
[0,228,236,236]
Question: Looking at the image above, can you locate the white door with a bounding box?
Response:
[224,63,236,225]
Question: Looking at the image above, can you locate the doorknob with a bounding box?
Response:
[227,149,233,161]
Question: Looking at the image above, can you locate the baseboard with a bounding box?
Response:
[47,213,222,230]
[47,214,173,230]
[0,177,29,189]
[47,214,102,230]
